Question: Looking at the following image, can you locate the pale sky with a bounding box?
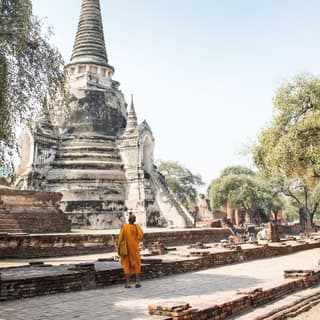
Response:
[32,0,320,188]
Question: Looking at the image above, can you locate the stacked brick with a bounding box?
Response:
[147,271,320,320]
[149,302,198,319]
[147,241,168,255]
[0,188,71,234]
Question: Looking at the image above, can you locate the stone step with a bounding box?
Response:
[45,187,125,195]
[45,183,125,191]
[51,160,123,170]
[0,211,11,217]
[56,153,121,161]
[58,145,118,153]
[57,187,125,193]
[45,190,125,202]
[0,217,19,223]
[0,215,22,232]
[0,224,20,229]
[61,140,117,148]
[65,211,125,216]
[0,221,62,228]
[61,135,116,144]
[0,229,22,233]
[46,169,126,183]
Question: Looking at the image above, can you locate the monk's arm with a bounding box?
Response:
[118,226,124,247]
[136,224,144,240]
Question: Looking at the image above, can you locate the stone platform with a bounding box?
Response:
[0,187,71,233]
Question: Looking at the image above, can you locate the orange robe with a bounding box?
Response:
[118,223,144,275]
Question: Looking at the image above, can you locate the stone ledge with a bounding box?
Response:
[0,187,62,204]
[0,188,71,234]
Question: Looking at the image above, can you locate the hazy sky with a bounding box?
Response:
[32,0,320,187]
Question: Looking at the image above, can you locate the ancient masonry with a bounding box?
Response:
[0,186,71,234]
[15,0,193,230]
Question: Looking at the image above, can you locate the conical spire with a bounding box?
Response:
[129,95,137,116]
[69,0,109,66]
[125,94,138,133]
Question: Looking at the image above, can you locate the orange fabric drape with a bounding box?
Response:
[118,223,143,275]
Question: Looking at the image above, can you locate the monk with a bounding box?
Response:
[118,213,144,288]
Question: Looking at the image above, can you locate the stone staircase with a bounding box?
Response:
[44,134,127,229]
[149,170,194,227]
[47,135,125,183]
[52,135,124,171]
[0,201,23,233]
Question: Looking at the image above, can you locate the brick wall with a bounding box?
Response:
[0,228,232,258]
[0,188,71,233]
[148,273,320,320]
[1,241,320,303]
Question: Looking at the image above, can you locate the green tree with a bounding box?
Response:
[157,160,205,208]
[220,166,255,178]
[210,166,281,224]
[253,73,320,231]
[0,0,64,170]
[281,196,299,222]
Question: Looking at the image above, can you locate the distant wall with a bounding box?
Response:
[0,228,232,258]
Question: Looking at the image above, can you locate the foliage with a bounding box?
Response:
[0,0,64,170]
[253,73,320,230]
[220,165,255,178]
[157,160,205,208]
[253,73,320,180]
[281,196,299,222]
[210,166,282,224]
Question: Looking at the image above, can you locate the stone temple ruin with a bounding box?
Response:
[15,0,193,230]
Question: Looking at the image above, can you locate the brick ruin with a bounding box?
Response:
[1,237,320,320]
[0,186,70,234]
[0,228,232,258]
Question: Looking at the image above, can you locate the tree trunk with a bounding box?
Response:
[246,208,254,224]
[274,211,278,225]
[299,208,305,231]
[300,207,313,233]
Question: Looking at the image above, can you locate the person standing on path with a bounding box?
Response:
[118,213,144,288]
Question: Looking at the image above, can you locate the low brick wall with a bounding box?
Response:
[278,224,301,235]
[149,273,320,320]
[8,208,71,233]
[1,241,320,302]
[0,234,115,258]
[0,271,95,300]
[0,228,232,258]
[143,229,232,246]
